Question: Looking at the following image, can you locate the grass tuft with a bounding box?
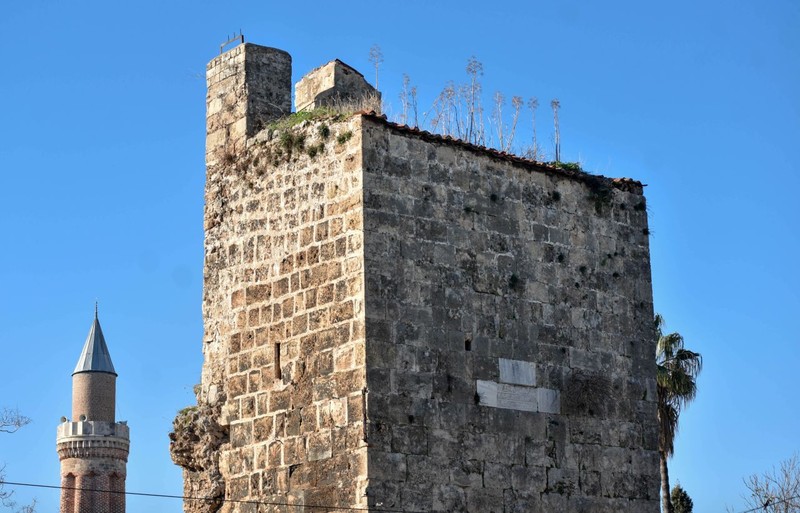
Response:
[336,130,353,145]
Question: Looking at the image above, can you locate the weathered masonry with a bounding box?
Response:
[170,41,660,513]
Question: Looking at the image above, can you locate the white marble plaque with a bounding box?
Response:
[499,358,537,386]
[537,388,561,414]
[477,380,539,412]
[477,380,499,407]
[497,383,538,412]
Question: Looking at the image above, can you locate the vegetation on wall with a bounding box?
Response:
[370,45,568,164]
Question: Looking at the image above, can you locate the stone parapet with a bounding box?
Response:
[295,60,380,112]
[57,420,129,439]
[56,421,129,462]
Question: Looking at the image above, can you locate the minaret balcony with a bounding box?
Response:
[56,420,129,441]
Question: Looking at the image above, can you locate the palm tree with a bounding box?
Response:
[656,314,702,513]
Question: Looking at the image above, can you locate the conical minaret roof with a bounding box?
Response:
[73,307,117,375]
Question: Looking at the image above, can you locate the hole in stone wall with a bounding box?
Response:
[508,274,523,292]
[274,343,282,380]
[464,339,472,351]
[408,415,415,424]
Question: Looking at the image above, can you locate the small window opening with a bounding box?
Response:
[464,339,472,351]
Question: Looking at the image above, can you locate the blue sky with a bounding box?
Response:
[0,1,798,512]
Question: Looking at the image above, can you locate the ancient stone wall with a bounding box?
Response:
[360,117,659,512]
[184,116,370,513]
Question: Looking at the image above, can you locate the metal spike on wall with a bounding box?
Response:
[220,30,245,54]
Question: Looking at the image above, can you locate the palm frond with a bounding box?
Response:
[657,400,679,456]
[654,314,702,459]
[657,332,685,361]
[654,314,665,337]
[673,348,702,369]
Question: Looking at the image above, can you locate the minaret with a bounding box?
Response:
[57,309,129,513]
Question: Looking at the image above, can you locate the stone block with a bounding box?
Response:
[477,380,539,413]
[368,451,407,481]
[391,425,428,455]
[466,488,505,512]
[306,430,332,462]
[499,358,537,386]
[450,458,484,488]
[537,388,561,414]
[432,484,466,512]
[483,461,511,490]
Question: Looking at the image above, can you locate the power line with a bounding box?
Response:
[0,480,427,513]
[17,476,800,513]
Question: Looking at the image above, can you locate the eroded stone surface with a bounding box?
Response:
[169,402,228,513]
[361,116,658,510]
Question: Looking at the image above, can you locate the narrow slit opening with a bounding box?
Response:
[274,343,282,380]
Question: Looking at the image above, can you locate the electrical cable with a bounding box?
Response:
[0,480,428,513]
[9,478,800,512]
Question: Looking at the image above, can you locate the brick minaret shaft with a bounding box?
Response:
[57,311,129,513]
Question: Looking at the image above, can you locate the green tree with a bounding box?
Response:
[671,484,694,513]
[656,315,702,513]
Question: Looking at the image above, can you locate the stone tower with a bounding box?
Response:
[57,310,129,513]
[171,41,659,513]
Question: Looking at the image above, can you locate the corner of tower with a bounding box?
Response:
[206,42,292,164]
